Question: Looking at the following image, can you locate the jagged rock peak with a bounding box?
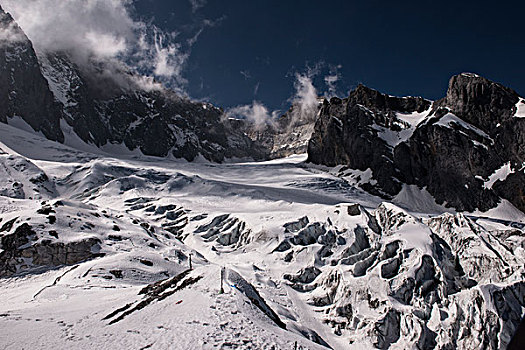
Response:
[0,6,64,142]
[0,5,27,42]
[440,72,521,129]
[0,5,9,19]
[445,72,520,106]
[348,83,431,113]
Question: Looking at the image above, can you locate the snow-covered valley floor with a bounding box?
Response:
[0,122,524,349]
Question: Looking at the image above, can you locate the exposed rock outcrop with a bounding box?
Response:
[0,6,63,142]
[0,223,101,277]
[0,6,264,162]
[37,51,267,162]
[307,85,431,198]
[307,74,525,213]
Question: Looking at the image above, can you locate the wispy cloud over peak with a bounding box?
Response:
[0,0,207,94]
[240,70,251,80]
[324,64,343,98]
[0,8,27,44]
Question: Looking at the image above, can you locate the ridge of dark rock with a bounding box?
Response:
[308,85,432,198]
[435,73,520,132]
[0,8,264,162]
[307,74,525,213]
[349,84,431,113]
[0,6,64,142]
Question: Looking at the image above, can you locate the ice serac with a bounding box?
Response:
[0,6,63,142]
[273,203,525,349]
[307,74,525,213]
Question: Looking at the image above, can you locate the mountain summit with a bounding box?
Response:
[0,5,63,142]
[307,74,525,214]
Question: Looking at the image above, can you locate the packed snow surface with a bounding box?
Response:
[0,122,523,350]
[483,162,514,190]
[374,108,431,148]
[515,99,525,118]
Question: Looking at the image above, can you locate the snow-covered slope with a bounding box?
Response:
[0,122,523,349]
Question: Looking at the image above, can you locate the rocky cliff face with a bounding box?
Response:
[38,52,267,161]
[0,6,264,162]
[0,222,101,277]
[308,74,525,213]
[308,86,431,197]
[0,6,63,142]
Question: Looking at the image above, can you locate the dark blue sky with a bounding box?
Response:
[134,0,525,111]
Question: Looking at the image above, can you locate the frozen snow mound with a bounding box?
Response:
[263,203,525,349]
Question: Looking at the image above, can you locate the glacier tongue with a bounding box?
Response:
[0,123,523,350]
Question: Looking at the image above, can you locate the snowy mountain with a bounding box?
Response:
[0,5,265,162]
[0,7,63,142]
[308,75,525,215]
[229,97,324,159]
[0,4,524,350]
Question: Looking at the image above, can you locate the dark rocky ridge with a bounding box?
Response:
[436,73,520,132]
[38,52,267,161]
[0,6,63,142]
[308,74,525,213]
[308,86,432,197]
[0,6,264,162]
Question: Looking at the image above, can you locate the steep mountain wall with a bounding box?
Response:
[0,6,63,142]
[308,74,525,213]
[0,6,264,162]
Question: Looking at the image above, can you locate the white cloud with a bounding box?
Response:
[0,10,26,43]
[324,74,339,96]
[1,0,135,61]
[189,0,207,13]
[240,70,251,80]
[85,31,128,59]
[0,0,196,93]
[292,73,318,115]
[226,101,278,130]
[287,71,319,127]
[225,66,321,130]
[152,31,185,77]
